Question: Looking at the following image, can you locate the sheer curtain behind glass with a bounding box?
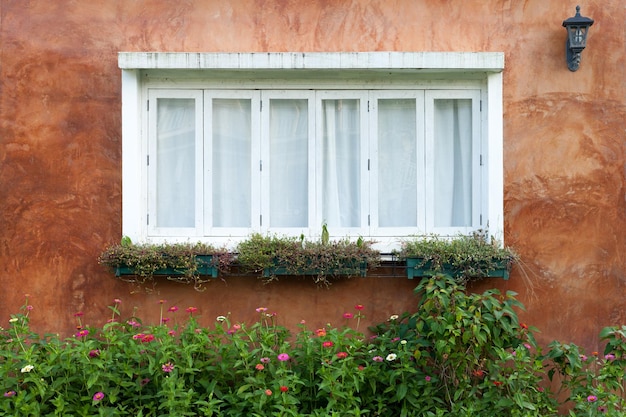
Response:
[322,99,360,228]
[377,99,417,227]
[269,99,308,227]
[212,99,252,227]
[156,98,195,228]
[434,99,472,227]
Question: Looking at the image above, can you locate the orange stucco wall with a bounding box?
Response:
[0,1,625,352]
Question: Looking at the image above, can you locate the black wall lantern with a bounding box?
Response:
[562,5,594,72]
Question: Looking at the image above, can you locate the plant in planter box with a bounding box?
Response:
[236,229,380,286]
[399,230,518,282]
[98,238,233,290]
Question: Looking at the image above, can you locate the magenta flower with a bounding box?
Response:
[277,353,290,361]
[354,304,364,310]
[162,362,175,373]
[88,349,100,358]
[73,312,84,317]
[3,391,16,398]
[92,391,104,402]
[185,306,198,314]
[75,329,89,338]
[425,376,431,382]
[168,306,179,313]
[343,312,354,319]
[604,353,616,361]
[587,395,598,402]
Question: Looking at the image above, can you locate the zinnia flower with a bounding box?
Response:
[8,318,17,323]
[162,362,175,373]
[88,349,100,358]
[277,353,290,361]
[260,357,270,363]
[75,329,89,338]
[336,351,348,359]
[3,391,16,398]
[604,354,615,361]
[255,364,264,371]
[322,341,334,348]
[216,315,226,322]
[386,353,397,361]
[73,312,84,317]
[389,314,399,321]
[425,376,431,382]
[280,385,288,392]
[315,328,327,337]
[265,389,272,396]
[343,312,354,319]
[255,307,268,313]
[185,306,198,314]
[587,395,598,402]
[92,392,104,402]
[113,298,122,304]
[168,306,179,313]
[372,356,384,362]
[354,304,364,310]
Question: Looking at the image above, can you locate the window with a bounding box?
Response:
[120,52,504,249]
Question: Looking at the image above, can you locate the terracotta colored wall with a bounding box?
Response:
[1,1,625,352]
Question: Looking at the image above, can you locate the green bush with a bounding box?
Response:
[1,278,624,416]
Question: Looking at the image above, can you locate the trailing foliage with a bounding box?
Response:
[98,239,233,290]
[236,233,380,286]
[399,231,518,282]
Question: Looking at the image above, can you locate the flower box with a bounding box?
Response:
[262,260,369,278]
[405,257,510,280]
[115,255,219,278]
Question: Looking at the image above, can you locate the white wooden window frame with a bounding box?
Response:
[119,52,504,250]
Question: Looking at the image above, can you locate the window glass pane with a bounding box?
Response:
[156,98,195,228]
[377,99,417,227]
[212,99,252,227]
[321,99,360,228]
[434,99,472,227]
[269,99,308,227]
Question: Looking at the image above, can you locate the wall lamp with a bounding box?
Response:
[562,5,594,72]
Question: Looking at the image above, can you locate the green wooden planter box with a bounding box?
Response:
[263,260,368,278]
[115,255,219,278]
[405,258,510,280]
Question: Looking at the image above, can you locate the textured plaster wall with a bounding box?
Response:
[0,0,625,350]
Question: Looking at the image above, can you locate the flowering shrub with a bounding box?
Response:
[0,278,624,416]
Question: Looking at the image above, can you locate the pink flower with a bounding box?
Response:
[255,307,268,313]
[140,378,150,386]
[132,333,144,340]
[322,341,334,348]
[88,349,100,358]
[277,353,290,361]
[255,364,265,371]
[343,312,354,319]
[3,391,16,398]
[26,305,33,311]
[260,357,270,363]
[168,330,176,336]
[158,299,167,304]
[315,328,327,337]
[76,329,89,338]
[336,351,348,359]
[73,312,84,317]
[141,334,155,343]
[161,317,170,324]
[168,306,179,313]
[425,376,431,382]
[92,392,104,402]
[162,362,175,373]
[280,385,288,393]
[587,395,598,402]
[354,304,364,310]
[265,389,272,396]
[604,354,616,361]
[127,320,140,328]
[185,307,198,314]
[372,356,383,362]
[113,298,122,304]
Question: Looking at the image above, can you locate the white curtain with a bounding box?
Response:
[377,99,417,227]
[269,99,309,227]
[212,99,252,227]
[156,98,195,228]
[434,99,472,227]
[322,99,360,228]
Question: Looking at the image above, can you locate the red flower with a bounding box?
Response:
[186,307,198,314]
[343,313,354,319]
[336,351,348,359]
[280,385,288,393]
[493,381,504,387]
[472,369,485,378]
[354,304,364,310]
[520,323,528,329]
[322,341,334,348]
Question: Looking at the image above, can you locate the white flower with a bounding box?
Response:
[386,353,397,362]
[9,318,18,323]
[216,315,227,322]
[400,340,407,345]
[20,365,34,373]
[389,315,399,321]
